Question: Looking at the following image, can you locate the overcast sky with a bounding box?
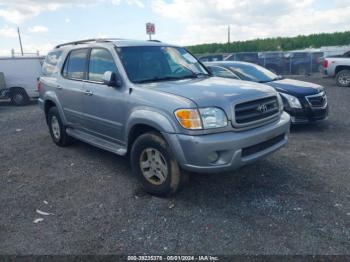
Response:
[0,0,349,56]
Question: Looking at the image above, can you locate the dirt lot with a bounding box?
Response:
[0,76,349,255]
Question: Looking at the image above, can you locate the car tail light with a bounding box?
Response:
[323,59,328,68]
[36,78,41,92]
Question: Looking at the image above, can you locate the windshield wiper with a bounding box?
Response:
[194,72,209,77]
[178,64,209,78]
[134,75,196,84]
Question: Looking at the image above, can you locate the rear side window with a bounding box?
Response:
[88,48,117,82]
[42,50,62,76]
[63,49,89,80]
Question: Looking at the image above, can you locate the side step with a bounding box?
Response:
[66,128,127,156]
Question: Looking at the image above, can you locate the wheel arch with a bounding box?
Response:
[127,124,162,153]
[44,100,57,124]
[125,109,178,152]
[42,92,67,125]
[335,65,350,75]
[9,86,26,92]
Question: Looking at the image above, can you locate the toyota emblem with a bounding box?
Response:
[258,104,268,113]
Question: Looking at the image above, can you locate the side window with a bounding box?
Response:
[209,66,239,79]
[88,48,117,82]
[63,49,89,80]
[42,50,62,76]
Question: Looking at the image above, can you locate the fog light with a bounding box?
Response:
[208,151,219,163]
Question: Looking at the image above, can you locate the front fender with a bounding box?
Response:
[125,108,178,141]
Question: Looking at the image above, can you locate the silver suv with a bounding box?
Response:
[39,39,290,196]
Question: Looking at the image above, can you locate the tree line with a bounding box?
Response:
[186,31,350,54]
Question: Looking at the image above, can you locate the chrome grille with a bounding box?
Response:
[306,91,327,109]
[233,96,279,127]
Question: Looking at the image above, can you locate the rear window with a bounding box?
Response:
[42,50,62,76]
[63,49,89,80]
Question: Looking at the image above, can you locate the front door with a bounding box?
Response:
[82,48,126,144]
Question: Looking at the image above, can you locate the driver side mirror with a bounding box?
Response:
[103,71,121,87]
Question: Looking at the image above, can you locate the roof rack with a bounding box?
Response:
[55,38,124,48]
[148,40,162,42]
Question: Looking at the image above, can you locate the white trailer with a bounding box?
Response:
[0,56,44,105]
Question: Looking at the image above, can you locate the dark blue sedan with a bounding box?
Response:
[205,61,328,124]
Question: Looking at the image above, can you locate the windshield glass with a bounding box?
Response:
[117,46,209,83]
[230,63,278,83]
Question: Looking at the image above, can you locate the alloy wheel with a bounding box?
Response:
[139,148,168,185]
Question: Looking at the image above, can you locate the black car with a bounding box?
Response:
[205,61,328,124]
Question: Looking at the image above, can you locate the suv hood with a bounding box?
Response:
[266,78,324,97]
[144,76,276,110]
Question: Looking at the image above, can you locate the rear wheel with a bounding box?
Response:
[296,65,307,75]
[130,132,187,197]
[336,69,350,87]
[47,107,72,147]
[10,87,29,106]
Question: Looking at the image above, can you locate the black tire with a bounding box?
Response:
[130,132,187,197]
[296,65,307,75]
[336,69,350,87]
[10,87,29,106]
[47,107,72,147]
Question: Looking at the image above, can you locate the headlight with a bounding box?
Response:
[279,93,302,109]
[174,107,227,129]
[199,107,227,129]
[277,93,284,111]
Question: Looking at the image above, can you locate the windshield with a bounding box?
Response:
[116,46,209,83]
[230,63,279,83]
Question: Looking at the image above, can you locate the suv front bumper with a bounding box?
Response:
[164,112,290,173]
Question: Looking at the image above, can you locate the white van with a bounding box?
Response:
[0,56,44,105]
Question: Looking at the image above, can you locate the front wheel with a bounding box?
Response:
[10,87,29,106]
[336,69,350,87]
[130,132,187,197]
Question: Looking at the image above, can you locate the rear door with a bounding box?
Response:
[58,48,89,128]
[81,48,126,143]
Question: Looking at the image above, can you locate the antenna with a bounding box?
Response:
[17,27,24,56]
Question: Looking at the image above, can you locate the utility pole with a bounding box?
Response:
[17,27,24,56]
[228,25,230,43]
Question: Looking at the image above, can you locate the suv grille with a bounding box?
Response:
[306,91,327,108]
[234,96,279,126]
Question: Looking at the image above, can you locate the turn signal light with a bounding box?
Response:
[175,109,202,130]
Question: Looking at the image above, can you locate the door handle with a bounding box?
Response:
[56,85,62,90]
[84,90,93,96]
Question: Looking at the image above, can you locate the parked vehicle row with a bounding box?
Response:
[198,51,324,75]
[38,38,290,196]
[0,56,43,105]
[322,51,350,87]
[205,61,328,124]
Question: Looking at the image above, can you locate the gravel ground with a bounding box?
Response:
[0,76,349,255]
